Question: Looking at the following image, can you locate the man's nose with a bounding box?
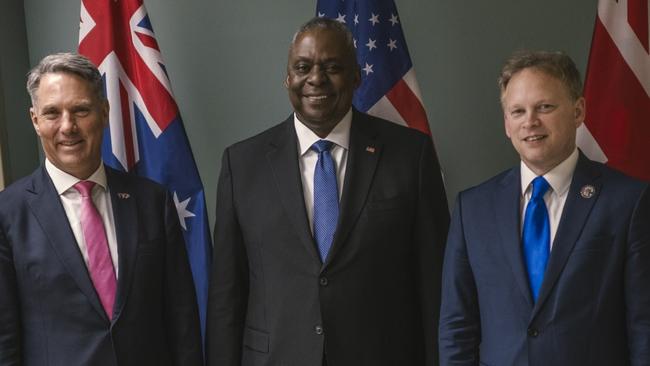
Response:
[523,110,541,128]
[307,65,327,85]
[60,111,77,133]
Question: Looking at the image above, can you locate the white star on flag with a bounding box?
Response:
[365,38,377,51]
[362,63,374,75]
[369,13,379,25]
[354,14,359,25]
[389,14,399,26]
[387,38,397,51]
[336,12,346,23]
[173,191,196,230]
[318,12,325,17]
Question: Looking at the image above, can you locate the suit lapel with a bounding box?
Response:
[494,166,534,308]
[26,167,108,321]
[105,167,138,322]
[532,154,600,318]
[324,111,381,269]
[266,118,321,264]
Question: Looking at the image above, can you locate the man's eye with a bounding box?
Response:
[42,111,59,120]
[325,64,342,73]
[510,109,524,117]
[294,64,310,73]
[538,104,554,112]
[75,109,91,117]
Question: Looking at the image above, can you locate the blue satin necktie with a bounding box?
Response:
[312,140,339,263]
[522,176,551,302]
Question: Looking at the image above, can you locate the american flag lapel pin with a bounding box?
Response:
[365,146,376,153]
[117,193,130,199]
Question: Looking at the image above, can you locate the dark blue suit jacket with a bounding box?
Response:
[439,153,650,366]
[0,166,203,366]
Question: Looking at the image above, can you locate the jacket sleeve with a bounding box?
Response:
[626,185,650,365]
[206,148,249,366]
[415,136,450,366]
[0,220,22,366]
[438,195,481,366]
[163,189,204,366]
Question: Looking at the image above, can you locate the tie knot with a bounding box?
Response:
[531,176,550,200]
[311,140,334,154]
[74,180,96,198]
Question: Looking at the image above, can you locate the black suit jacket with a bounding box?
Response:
[0,165,203,366]
[207,110,450,366]
[439,153,650,365]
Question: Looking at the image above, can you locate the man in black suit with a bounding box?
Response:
[0,53,203,365]
[207,17,449,366]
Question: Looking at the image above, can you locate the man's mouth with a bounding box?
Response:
[305,95,330,102]
[58,140,83,147]
[523,135,546,142]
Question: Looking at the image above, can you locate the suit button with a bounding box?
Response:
[319,277,328,286]
[315,325,324,335]
[527,328,539,337]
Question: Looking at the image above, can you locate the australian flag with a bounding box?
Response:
[316,0,431,135]
[78,0,212,341]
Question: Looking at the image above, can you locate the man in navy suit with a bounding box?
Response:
[439,50,650,365]
[207,18,449,366]
[0,53,203,365]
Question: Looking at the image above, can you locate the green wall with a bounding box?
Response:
[0,0,40,185]
[11,0,597,225]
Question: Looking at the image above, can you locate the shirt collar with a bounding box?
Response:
[520,148,579,197]
[294,108,352,156]
[45,159,108,195]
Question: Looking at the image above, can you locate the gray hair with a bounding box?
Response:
[26,52,104,105]
[290,17,356,62]
[498,50,583,101]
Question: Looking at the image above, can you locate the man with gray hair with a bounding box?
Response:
[439,50,650,365]
[0,52,203,366]
[207,17,449,366]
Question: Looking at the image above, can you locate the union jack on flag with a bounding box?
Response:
[316,0,431,135]
[78,0,212,340]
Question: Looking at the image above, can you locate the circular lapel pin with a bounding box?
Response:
[580,185,596,199]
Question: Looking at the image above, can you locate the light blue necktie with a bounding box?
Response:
[311,140,339,263]
[522,176,551,302]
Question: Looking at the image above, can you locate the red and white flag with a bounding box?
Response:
[578,0,650,181]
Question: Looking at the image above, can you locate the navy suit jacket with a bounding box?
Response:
[439,153,650,366]
[207,110,450,366]
[0,165,203,366]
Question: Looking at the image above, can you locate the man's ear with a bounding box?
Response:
[30,107,41,136]
[101,99,110,128]
[574,97,585,128]
[284,75,290,88]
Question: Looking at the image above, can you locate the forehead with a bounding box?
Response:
[35,72,96,102]
[289,28,351,61]
[502,68,570,103]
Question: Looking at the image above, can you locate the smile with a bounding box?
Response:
[58,140,83,147]
[305,95,329,102]
[523,135,546,142]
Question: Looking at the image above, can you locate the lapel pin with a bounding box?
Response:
[117,193,130,199]
[580,185,595,199]
[365,146,376,153]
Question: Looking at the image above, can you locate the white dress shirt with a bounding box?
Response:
[520,148,579,250]
[294,109,352,233]
[45,159,119,277]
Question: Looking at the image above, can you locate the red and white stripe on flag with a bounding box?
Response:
[578,0,650,181]
[367,68,431,135]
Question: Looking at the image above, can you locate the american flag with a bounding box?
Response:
[316,0,431,135]
[78,0,212,340]
[578,0,650,181]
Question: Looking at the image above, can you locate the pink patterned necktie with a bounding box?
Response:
[74,180,117,320]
